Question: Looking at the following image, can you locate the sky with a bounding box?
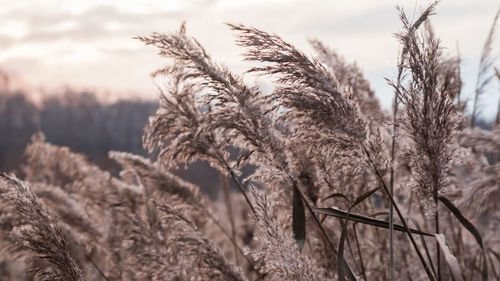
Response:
[0,0,499,120]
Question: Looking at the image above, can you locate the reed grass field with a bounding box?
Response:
[0,2,499,280]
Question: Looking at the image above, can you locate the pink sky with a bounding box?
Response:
[0,0,499,119]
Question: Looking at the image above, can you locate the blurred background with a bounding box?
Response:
[1,0,499,193]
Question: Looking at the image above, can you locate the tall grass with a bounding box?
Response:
[0,3,499,281]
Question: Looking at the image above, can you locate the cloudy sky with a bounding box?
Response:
[0,0,499,119]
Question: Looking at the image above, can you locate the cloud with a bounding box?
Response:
[0,5,183,44]
[0,35,14,48]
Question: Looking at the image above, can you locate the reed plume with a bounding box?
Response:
[0,173,84,281]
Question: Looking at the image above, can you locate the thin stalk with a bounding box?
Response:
[228,169,256,215]
[407,190,414,217]
[434,182,441,281]
[346,229,356,264]
[496,97,500,126]
[211,133,256,214]
[389,40,407,280]
[353,223,367,281]
[478,254,484,278]
[448,211,461,259]
[220,172,239,266]
[389,88,400,281]
[412,219,437,276]
[487,251,499,280]
[85,251,111,281]
[363,146,436,281]
[471,82,481,128]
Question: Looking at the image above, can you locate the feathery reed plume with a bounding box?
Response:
[109,151,210,226]
[388,4,442,279]
[110,151,260,275]
[116,194,247,281]
[138,24,267,212]
[393,6,463,280]
[457,162,500,219]
[471,8,499,128]
[394,7,461,217]
[440,56,462,105]
[138,23,256,167]
[138,24,292,191]
[31,182,100,240]
[228,23,389,190]
[30,183,110,281]
[0,173,84,281]
[229,23,366,140]
[22,133,123,274]
[247,187,327,281]
[309,39,384,121]
[23,133,115,210]
[157,202,248,281]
